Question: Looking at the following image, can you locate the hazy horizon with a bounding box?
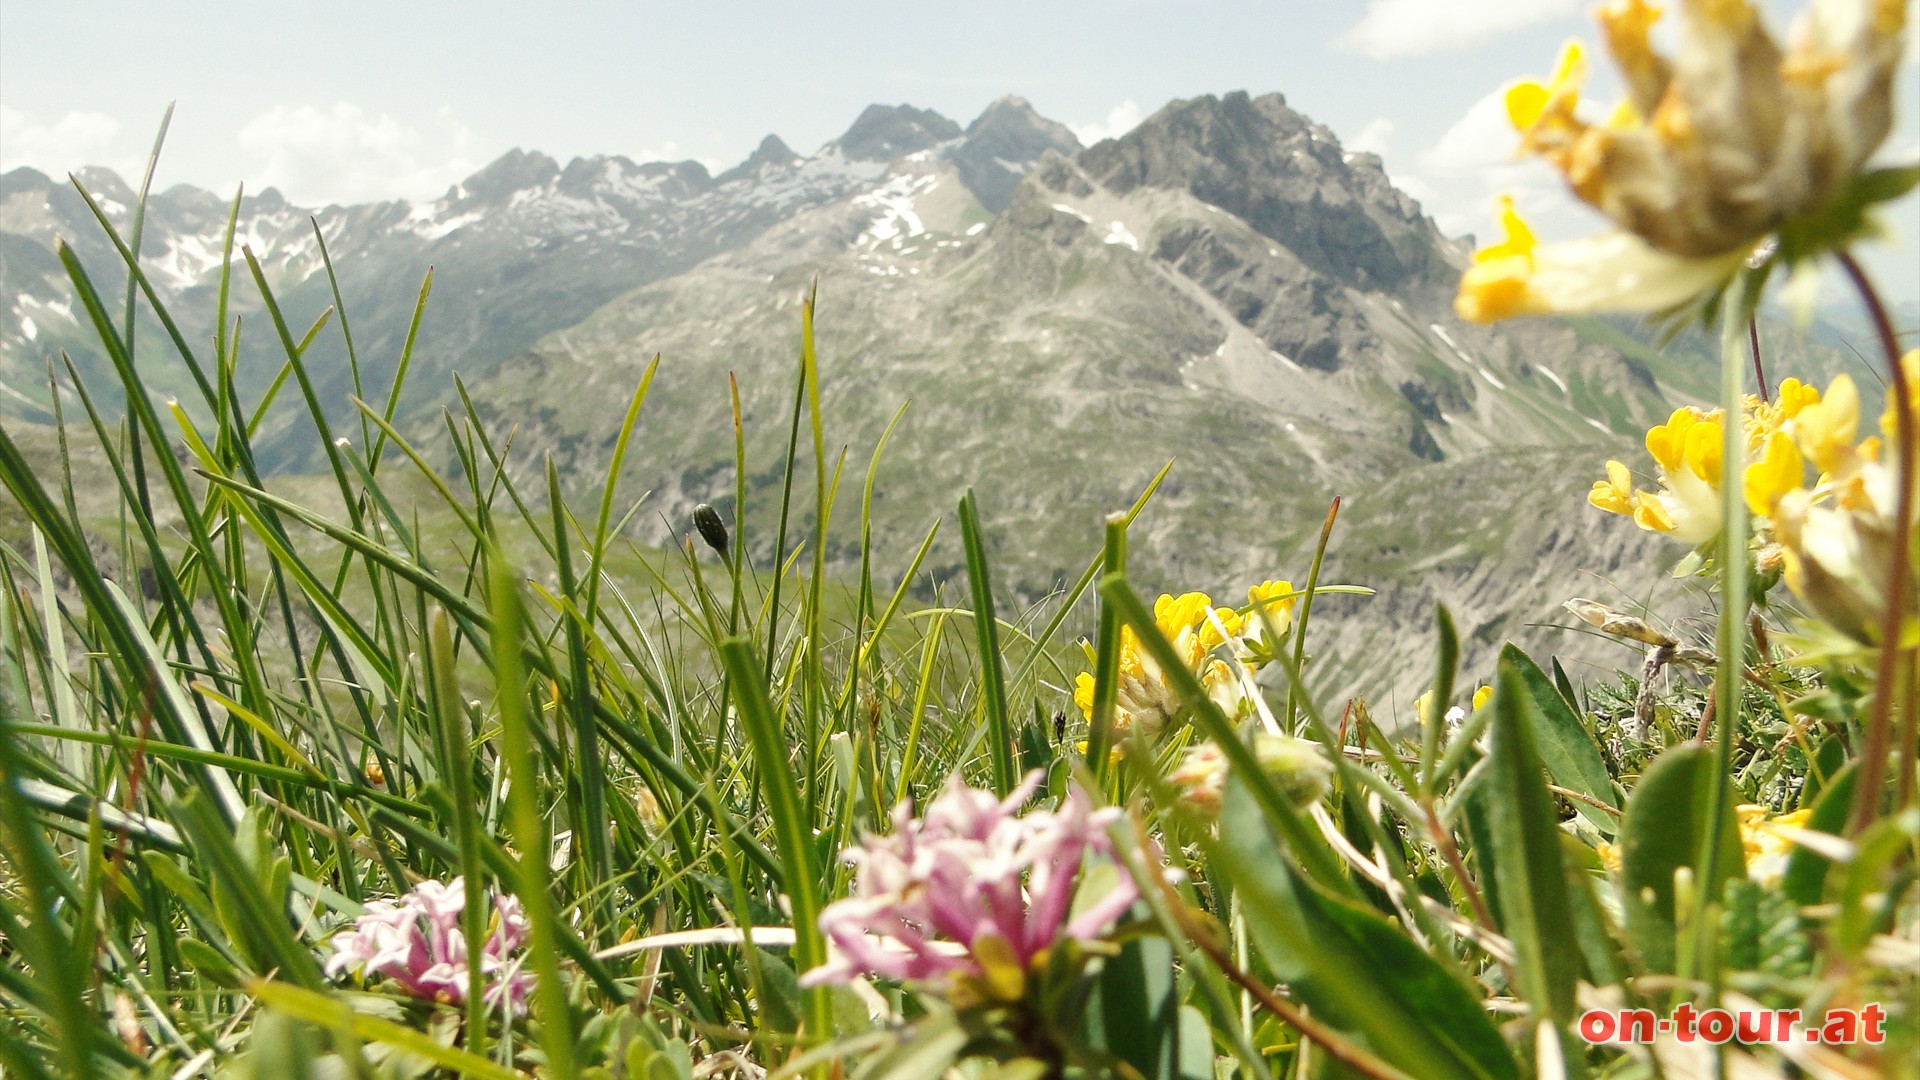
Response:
[4,0,1917,303]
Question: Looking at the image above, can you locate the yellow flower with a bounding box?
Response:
[1796,372,1863,476]
[1456,201,1744,322]
[1744,428,1804,516]
[1457,0,1911,322]
[1074,587,1279,748]
[1738,805,1816,886]
[1876,349,1920,443]
[1590,460,1638,515]
[1730,360,1920,644]
[1592,385,1827,546]
[1245,579,1298,642]
[1631,407,1730,544]
[1415,684,1493,729]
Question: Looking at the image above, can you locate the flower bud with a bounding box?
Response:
[1167,742,1228,817]
[1170,734,1331,818]
[1252,733,1332,810]
[692,503,730,558]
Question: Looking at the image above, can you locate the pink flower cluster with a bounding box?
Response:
[801,772,1138,990]
[325,878,534,1014]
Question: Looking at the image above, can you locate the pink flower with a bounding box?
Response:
[801,772,1138,997]
[326,878,534,1015]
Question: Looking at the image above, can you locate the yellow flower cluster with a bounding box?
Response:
[1747,358,1920,644]
[1594,804,1814,885]
[1457,0,1909,322]
[1413,684,1493,730]
[1593,358,1920,641]
[1738,804,1816,885]
[1588,378,1821,546]
[1073,582,1297,745]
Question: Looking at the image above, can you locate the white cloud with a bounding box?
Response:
[236,103,480,205]
[633,140,684,163]
[0,107,132,177]
[629,140,723,173]
[1418,89,1518,179]
[1413,86,1586,238]
[1335,0,1578,60]
[1345,117,1394,157]
[1071,100,1143,147]
[1390,172,1441,210]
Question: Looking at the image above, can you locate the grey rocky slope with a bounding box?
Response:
[465,90,1761,706]
[2,91,1851,708]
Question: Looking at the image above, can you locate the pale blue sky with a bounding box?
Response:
[2,0,1916,302]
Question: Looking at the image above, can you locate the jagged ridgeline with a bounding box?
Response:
[0,92,1859,701]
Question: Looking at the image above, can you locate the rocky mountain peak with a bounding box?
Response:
[715,134,800,184]
[951,96,1082,213]
[555,155,715,201]
[463,148,562,203]
[1077,91,1440,291]
[0,167,54,199]
[833,104,963,162]
[70,167,136,206]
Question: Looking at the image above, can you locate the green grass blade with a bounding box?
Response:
[248,982,521,1080]
[486,557,578,1080]
[547,457,613,906]
[1085,513,1128,782]
[958,490,1014,796]
[718,636,830,1042]
[0,651,97,1079]
[428,610,492,1053]
[367,268,434,474]
[1286,496,1341,728]
[1419,606,1458,794]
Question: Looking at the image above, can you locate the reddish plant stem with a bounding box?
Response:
[1902,650,1918,810]
[1837,251,1913,834]
[1749,318,1769,403]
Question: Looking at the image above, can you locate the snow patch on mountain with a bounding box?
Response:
[855,173,939,246]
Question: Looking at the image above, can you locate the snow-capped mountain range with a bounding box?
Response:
[0,92,1858,701]
[0,96,1076,427]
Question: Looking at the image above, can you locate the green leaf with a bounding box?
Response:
[173,794,323,987]
[1832,808,1920,958]
[753,948,805,1036]
[1617,745,1743,974]
[1214,777,1516,1080]
[1481,657,1584,1058]
[1782,762,1855,905]
[851,1009,970,1080]
[1085,934,1191,1080]
[1499,645,1619,835]
[249,981,520,1080]
[177,938,243,989]
[1173,1006,1214,1080]
[1558,836,1625,989]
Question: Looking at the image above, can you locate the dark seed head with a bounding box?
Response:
[692,503,730,558]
